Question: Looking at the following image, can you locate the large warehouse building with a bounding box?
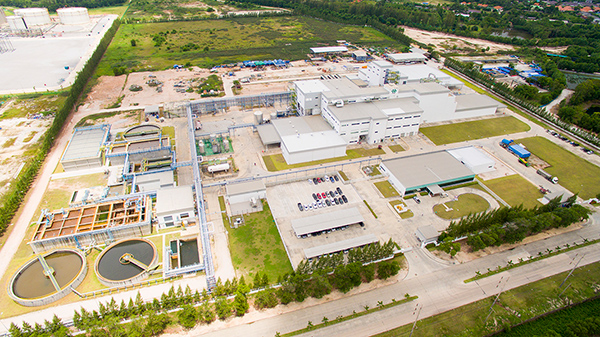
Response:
[379,150,477,196]
[60,124,110,172]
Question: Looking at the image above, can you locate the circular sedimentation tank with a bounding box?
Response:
[8,248,87,307]
[95,238,157,287]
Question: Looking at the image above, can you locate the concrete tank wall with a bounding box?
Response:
[7,16,27,30]
[14,8,51,27]
[57,7,90,25]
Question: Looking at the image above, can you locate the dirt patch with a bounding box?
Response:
[83,75,127,111]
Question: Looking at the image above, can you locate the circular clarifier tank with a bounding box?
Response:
[95,239,157,287]
[9,249,87,307]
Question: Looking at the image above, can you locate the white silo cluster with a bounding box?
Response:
[57,7,90,25]
[7,16,27,30]
[13,8,51,27]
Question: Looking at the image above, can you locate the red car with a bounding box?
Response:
[321,192,327,199]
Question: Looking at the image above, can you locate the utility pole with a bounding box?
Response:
[409,304,422,337]
[485,276,510,324]
[560,254,585,289]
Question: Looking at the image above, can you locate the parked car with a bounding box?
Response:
[334,198,339,205]
[334,175,339,182]
[312,193,318,201]
[321,192,327,199]
[329,176,335,183]
[297,203,303,211]
[317,193,322,199]
[342,195,348,203]
[413,196,421,204]
[325,199,331,206]
[312,178,318,184]
[336,187,343,195]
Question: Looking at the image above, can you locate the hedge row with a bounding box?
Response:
[0,19,122,235]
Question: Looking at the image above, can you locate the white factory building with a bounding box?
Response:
[358,60,464,88]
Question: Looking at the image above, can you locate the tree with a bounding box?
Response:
[377,261,400,279]
[178,304,199,329]
[233,292,249,317]
[309,270,333,298]
[143,312,170,336]
[254,289,279,309]
[215,297,232,320]
[130,39,137,47]
[362,264,375,282]
[198,302,216,324]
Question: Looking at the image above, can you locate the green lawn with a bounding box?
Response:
[390,199,414,219]
[420,116,530,145]
[263,147,384,171]
[0,92,68,120]
[97,16,406,75]
[516,136,600,199]
[480,175,543,209]
[388,144,405,153]
[374,181,399,198]
[88,5,128,17]
[376,260,600,337]
[225,200,292,281]
[433,193,489,219]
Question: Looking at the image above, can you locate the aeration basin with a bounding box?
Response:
[95,238,157,286]
[8,248,87,307]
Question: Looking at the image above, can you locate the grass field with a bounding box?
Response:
[420,116,530,145]
[262,147,384,171]
[374,181,399,198]
[388,144,405,153]
[0,92,68,120]
[97,16,406,75]
[225,200,292,281]
[88,5,128,17]
[432,193,489,219]
[389,199,414,219]
[376,260,600,337]
[480,175,543,209]
[516,137,600,199]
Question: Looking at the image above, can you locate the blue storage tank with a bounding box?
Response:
[508,144,531,158]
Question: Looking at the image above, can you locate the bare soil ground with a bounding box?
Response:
[83,75,127,111]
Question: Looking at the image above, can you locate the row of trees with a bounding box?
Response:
[439,196,590,252]
[444,58,600,148]
[558,79,600,135]
[0,19,121,236]
[9,257,401,336]
[0,0,126,12]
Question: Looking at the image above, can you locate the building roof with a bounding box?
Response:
[381,150,475,191]
[304,234,379,259]
[281,130,346,154]
[416,225,439,241]
[256,124,281,145]
[156,186,194,216]
[391,64,463,87]
[292,207,364,236]
[61,124,110,162]
[455,94,506,111]
[447,146,495,171]
[310,46,348,54]
[327,97,422,122]
[322,78,388,101]
[395,82,451,95]
[386,53,427,63]
[226,180,266,196]
[372,60,393,68]
[144,105,159,114]
[295,79,330,94]
[272,115,332,138]
[134,170,174,192]
[352,50,368,57]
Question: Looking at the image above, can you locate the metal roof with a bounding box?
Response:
[256,124,281,145]
[416,225,439,241]
[292,207,364,236]
[310,46,348,53]
[135,170,174,192]
[61,124,109,162]
[326,97,422,122]
[304,234,378,259]
[226,180,266,196]
[455,94,506,111]
[322,78,388,101]
[294,79,330,94]
[381,150,475,191]
[386,53,427,62]
[395,82,450,95]
[447,146,495,173]
[281,130,346,154]
[272,115,332,138]
[156,185,194,216]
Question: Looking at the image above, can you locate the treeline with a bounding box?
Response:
[444,58,600,148]
[558,79,600,134]
[439,196,590,252]
[0,0,126,12]
[9,254,401,336]
[0,19,121,236]
[496,297,600,337]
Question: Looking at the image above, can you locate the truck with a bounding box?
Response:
[537,169,558,184]
[500,139,531,159]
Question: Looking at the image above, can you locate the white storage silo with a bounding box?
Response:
[0,8,7,25]
[57,7,90,25]
[254,111,263,125]
[7,16,27,30]
[14,8,51,27]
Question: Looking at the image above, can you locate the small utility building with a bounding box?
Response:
[386,53,427,64]
[155,186,195,228]
[310,46,348,54]
[226,180,266,215]
[60,124,110,172]
[379,150,476,196]
[447,146,495,174]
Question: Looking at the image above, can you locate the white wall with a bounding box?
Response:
[453,106,498,121]
[379,164,406,196]
[415,92,456,123]
[295,84,322,116]
[228,190,267,205]
[282,145,346,165]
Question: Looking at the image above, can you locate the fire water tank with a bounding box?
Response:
[57,7,90,25]
[14,8,51,27]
